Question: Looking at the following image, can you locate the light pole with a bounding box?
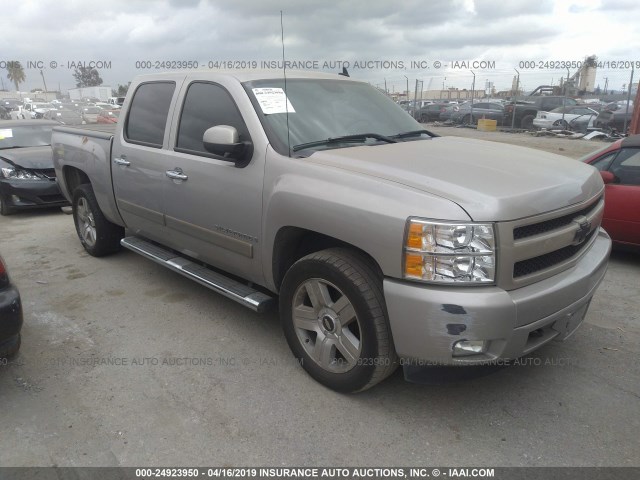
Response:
[40,70,49,99]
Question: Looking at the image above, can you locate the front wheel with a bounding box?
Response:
[279,248,398,392]
[72,184,124,257]
[0,195,15,216]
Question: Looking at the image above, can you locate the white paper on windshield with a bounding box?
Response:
[252,88,295,114]
[0,129,13,139]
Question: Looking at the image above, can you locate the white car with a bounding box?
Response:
[533,106,598,130]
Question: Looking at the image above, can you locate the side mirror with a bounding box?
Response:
[600,171,615,184]
[203,125,251,163]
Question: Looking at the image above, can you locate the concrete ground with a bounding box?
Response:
[0,132,638,467]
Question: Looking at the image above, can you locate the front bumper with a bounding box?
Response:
[0,178,69,210]
[384,228,611,365]
[0,284,23,355]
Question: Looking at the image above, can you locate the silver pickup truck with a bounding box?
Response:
[52,71,611,392]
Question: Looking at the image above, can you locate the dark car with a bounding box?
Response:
[43,108,85,125]
[451,102,505,125]
[0,254,22,359]
[417,103,449,122]
[594,101,634,133]
[581,135,640,247]
[0,120,70,215]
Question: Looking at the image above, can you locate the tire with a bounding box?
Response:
[72,184,123,257]
[420,114,428,123]
[553,119,569,130]
[462,114,474,125]
[0,334,21,359]
[279,248,398,392]
[520,114,535,130]
[0,195,15,216]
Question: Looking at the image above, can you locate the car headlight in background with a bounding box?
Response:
[404,218,496,284]
[1,167,43,180]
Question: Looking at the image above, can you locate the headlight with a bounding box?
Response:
[403,218,496,284]
[1,167,42,180]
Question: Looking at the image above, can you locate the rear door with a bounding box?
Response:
[111,80,180,241]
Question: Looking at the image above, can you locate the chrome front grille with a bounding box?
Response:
[496,193,604,290]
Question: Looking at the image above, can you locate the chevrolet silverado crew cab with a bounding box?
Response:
[52,71,611,392]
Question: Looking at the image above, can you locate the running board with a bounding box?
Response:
[120,236,275,313]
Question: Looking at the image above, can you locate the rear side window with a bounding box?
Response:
[125,82,175,147]
[176,81,250,156]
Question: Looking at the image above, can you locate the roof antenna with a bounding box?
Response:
[280,11,291,157]
[338,67,350,77]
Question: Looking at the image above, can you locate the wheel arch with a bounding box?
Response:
[271,226,383,293]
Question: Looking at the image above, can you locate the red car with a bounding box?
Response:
[96,109,120,124]
[581,135,640,247]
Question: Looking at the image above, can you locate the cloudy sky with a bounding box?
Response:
[2,0,639,95]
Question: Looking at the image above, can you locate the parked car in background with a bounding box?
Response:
[504,96,578,129]
[0,254,23,359]
[108,96,125,108]
[582,135,640,247]
[451,102,505,125]
[0,120,70,215]
[81,106,104,124]
[533,106,599,130]
[23,102,57,119]
[43,108,86,125]
[0,106,10,120]
[438,102,464,122]
[594,101,634,133]
[417,103,448,122]
[96,109,120,124]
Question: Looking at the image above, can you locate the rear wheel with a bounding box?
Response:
[462,114,475,125]
[521,114,535,130]
[280,248,398,392]
[72,184,123,257]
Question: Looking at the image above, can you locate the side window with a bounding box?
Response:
[591,152,617,171]
[176,82,250,156]
[125,82,175,147]
[610,148,640,186]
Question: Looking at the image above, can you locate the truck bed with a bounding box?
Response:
[53,123,117,139]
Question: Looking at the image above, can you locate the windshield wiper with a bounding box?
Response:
[391,129,439,139]
[292,133,397,152]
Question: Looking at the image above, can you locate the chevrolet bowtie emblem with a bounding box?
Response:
[572,215,591,245]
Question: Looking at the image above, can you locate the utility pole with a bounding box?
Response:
[603,77,609,94]
[404,75,409,101]
[623,67,634,134]
[470,70,476,125]
[384,78,388,95]
[40,70,49,98]
[511,69,520,130]
[562,67,569,127]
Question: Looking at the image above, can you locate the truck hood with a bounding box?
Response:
[304,136,603,221]
[0,146,54,170]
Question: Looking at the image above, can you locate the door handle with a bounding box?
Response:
[113,156,130,166]
[166,168,188,181]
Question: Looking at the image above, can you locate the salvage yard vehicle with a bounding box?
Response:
[594,101,634,133]
[0,254,23,359]
[53,71,611,392]
[533,106,599,130]
[0,120,70,215]
[581,135,640,248]
[504,96,578,130]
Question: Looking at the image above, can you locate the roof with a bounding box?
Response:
[0,120,59,127]
[133,69,361,83]
[621,134,640,148]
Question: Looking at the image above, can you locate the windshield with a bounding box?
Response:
[244,78,425,155]
[0,125,54,149]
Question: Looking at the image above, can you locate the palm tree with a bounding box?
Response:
[6,61,26,92]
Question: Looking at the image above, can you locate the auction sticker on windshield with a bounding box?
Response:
[0,129,13,139]
[252,88,295,114]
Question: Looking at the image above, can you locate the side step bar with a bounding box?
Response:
[120,236,275,313]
